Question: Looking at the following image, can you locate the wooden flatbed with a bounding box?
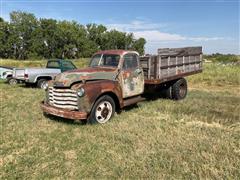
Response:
[140,46,203,85]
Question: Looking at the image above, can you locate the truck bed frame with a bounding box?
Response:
[140,46,203,84]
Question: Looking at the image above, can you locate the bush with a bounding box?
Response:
[204,54,240,63]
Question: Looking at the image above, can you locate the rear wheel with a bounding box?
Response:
[164,85,172,99]
[171,78,187,100]
[87,95,115,124]
[37,79,48,89]
[8,78,17,85]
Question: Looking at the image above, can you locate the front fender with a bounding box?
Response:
[73,80,123,113]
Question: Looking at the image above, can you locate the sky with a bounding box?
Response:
[0,0,239,54]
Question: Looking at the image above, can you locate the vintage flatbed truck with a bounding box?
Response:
[41,47,202,124]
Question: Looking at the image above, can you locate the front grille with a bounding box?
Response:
[48,87,78,110]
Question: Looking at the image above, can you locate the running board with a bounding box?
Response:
[123,96,145,107]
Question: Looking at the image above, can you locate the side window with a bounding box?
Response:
[62,61,76,69]
[123,54,138,69]
[47,61,60,68]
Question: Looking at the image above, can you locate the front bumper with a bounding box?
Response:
[40,101,88,120]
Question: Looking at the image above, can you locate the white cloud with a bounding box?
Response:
[134,31,226,42]
[107,20,167,32]
[134,30,186,41]
[106,20,227,43]
[188,37,225,41]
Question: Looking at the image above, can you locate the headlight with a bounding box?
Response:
[42,82,49,90]
[77,87,85,97]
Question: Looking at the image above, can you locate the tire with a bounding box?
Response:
[87,95,115,124]
[164,84,172,99]
[8,78,18,85]
[37,79,47,89]
[171,78,188,100]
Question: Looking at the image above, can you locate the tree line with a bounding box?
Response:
[0,11,146,60]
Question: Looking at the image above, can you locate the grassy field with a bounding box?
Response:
[0,60,239,179]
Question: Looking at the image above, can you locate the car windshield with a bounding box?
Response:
[90,54,120,67]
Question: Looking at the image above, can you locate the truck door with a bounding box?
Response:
[120,53,144,98]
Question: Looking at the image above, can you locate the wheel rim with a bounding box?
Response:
[179,83,186,97]
[9,79,17,85]
[95,101,113,123]
[40,81,47,89]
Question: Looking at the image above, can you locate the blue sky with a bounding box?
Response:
[1,0,239,54]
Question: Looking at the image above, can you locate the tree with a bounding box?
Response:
[0,11,146,59]
[132,38,146,55]
[0,18,10,58]
[30,18,58,59]
[7,11,38,59]
[86,24,107,49]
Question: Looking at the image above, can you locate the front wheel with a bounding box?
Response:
[8,78,18,85]
[87,95,115,124]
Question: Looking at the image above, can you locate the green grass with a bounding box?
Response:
[0,61,239,179]
[188,63,240,86]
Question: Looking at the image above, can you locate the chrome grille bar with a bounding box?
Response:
[48,87,78,110]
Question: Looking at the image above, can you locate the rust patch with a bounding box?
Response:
[66,67,116,73]
[120,68,144,98]
[94,50,137,56]
[41,101,87,120]
[79,76,92,80]
[82,80,123,110]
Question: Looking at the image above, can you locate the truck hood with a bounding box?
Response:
[53,67,117,87]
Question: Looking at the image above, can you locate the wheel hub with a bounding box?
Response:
[101,108,109,118]
[95,101,113,123]
[179,83,186,97]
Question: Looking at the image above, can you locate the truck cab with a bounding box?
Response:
[46,59,77,72]
[89,51,144,98]
[41,48,202,124]
[41,50,145,123]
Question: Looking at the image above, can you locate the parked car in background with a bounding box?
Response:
[0,66,16,84]
[8,67,27,85]
[12,59,77,88]
[0,66,13,79]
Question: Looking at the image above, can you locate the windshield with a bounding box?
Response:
[90,54,120,67]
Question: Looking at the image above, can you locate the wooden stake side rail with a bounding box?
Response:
[140,47,203,85]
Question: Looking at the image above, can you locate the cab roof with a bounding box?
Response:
[94,50,139,56]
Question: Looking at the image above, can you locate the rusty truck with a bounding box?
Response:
[41,47,203,124]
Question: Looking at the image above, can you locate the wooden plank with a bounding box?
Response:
[154,56,158,79]
[158,56,161,79]
[159,60,202,69]
[148,56,151,79]
[140,46,202,82]
[158,46,202,56]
